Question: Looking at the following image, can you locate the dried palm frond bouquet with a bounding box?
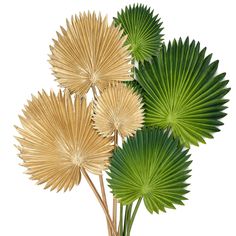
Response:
[15,4,230,236]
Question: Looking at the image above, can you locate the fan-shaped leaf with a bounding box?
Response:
[136,38,230,147]
[114,4,164,62]
[92,83,144,138]
[107,128,191,214]
[15,90,113,192]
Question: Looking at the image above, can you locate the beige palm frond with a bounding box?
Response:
[15,90,113,192]
[93,83,144,138]
[49,12,133,96]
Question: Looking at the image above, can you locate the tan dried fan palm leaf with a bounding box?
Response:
[93,83,144,138]
[49,12,133,96]
[15,90,113,192]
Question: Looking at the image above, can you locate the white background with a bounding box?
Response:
[0,0,235,235]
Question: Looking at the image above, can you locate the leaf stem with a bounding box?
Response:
[127,198,142,236]
[119,203,123,236]
[123,206,128,236]
[123,204,132,236]
[91,84,98,100]
[113,198,118,231]
[81,168,117,236]
[113,130,119,231]
[91,84,111,236]
[99,174,112,236]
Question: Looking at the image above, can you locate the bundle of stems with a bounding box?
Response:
[86,68,141,236]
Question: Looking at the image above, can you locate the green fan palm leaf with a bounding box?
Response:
[114,4,164,62]
[107,128,191,214]
[136,38,230,147]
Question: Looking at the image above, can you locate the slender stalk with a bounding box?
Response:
[118,137,126,236]
[123,206,128,236]
[127,198,142,236]
[81,168,117,236]
[119,204,123,236]
[123,204,132,236]
[100,175,112,236]
[127,204,133,236]
[91,84,98,100]
[113,129,119,146]
[91,84,111,236]
[113,198,118,231]
[113,130,119,231]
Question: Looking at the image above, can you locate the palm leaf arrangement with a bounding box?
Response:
[15,3,230,236]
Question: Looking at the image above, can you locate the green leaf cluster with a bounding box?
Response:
[109,3,230,235]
